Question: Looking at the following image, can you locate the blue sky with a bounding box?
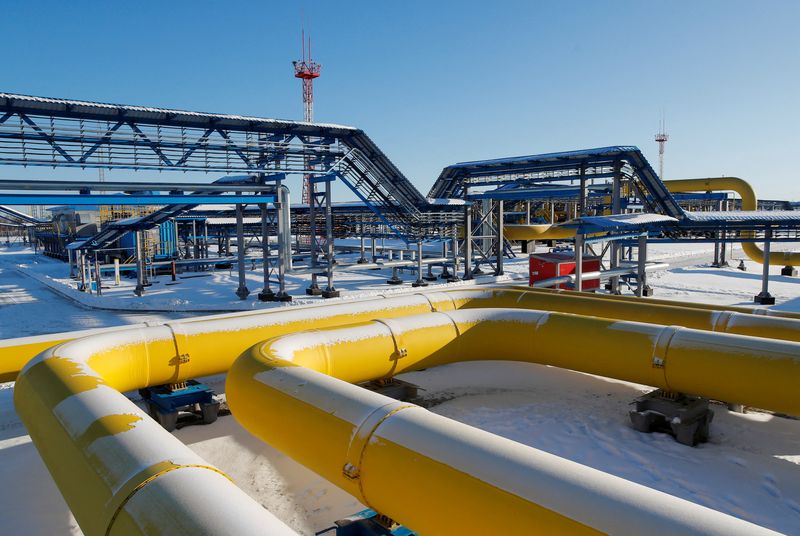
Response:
[3,1,799,199]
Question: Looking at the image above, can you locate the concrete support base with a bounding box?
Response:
[754,292,776,305]
[412,280,428,288]
[711,261,729,268]
[359,378,419,402]
[639,285,654,297]
[235,286,250,300]
[321,288,340,299]
[781,266,797,276]
[386,277,403,285]
[257,290,275,302]
[629,389,714,447]
[274,292,292,302]
[306,284,322,296]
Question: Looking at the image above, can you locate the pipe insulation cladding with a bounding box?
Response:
[227,308,796,534]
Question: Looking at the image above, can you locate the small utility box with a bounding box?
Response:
[529,252,601,290]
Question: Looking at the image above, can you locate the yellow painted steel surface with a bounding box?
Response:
[504,223,577,241]
[665,177,800,266]
[228,308,789,534]
[510,285,800,320]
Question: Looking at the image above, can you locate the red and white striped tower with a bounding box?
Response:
[293,30,321,204]
[654,115,669,180]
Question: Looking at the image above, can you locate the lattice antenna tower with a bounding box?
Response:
[654,113,669,180]
[293,27,321,204]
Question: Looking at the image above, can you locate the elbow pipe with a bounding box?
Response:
[227,308,792,534]
[14,328,297,536]
[664,177,800,266]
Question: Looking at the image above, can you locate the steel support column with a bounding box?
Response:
[133,231,147,296]
[235,204,250,300]
[636,233,653,297]
[274,186,292,301]
[412,240,427,287]
[755,228,775,305]
[495,200,504,276]
[574,233,583,292]
[608,161,622,294]
[321,179,339,298]
[463,203,473,280]
[258,202,274,302]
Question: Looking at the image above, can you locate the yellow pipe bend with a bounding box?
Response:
[227,308,790,534]
[664,177,800,266]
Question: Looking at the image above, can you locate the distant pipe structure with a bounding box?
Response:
[663,177,800,266]
[10,288,800,533]
[228,308,791,534]
[504,177,793,269]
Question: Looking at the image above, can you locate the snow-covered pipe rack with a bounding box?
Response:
[10,287,800,534]
[228,308,796,534]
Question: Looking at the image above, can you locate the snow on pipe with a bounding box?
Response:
[5,283,800,384]
[664,177,800,266]
[227,308,794,534]
[11,288,800,533]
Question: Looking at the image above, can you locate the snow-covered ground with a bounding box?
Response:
[1,243,800,534]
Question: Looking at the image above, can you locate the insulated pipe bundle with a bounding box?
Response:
[227,308,795,534]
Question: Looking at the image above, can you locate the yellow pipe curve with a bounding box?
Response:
[664,177,800,266]
[227,308,792,534]
[12,288,800,534]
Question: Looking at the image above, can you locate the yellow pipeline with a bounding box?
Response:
[6,286,800,384]
[664,177,800,266]
[508,284,800,321]
[227,308,789,534]
[504,223,577,241]
[13,288,798,533]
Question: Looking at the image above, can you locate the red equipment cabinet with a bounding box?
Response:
[529,252,601,290]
